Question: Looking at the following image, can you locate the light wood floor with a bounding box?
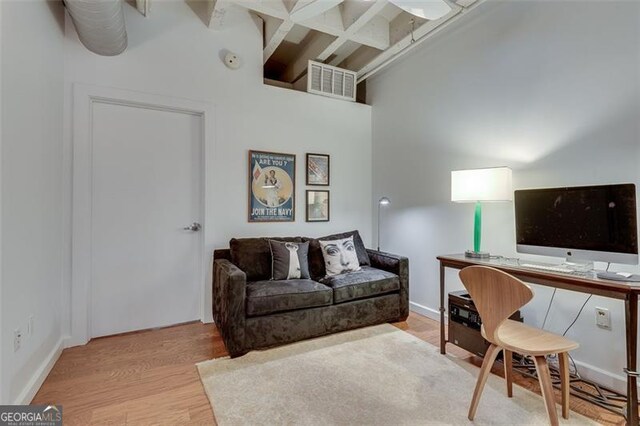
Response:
[33,312,623,425]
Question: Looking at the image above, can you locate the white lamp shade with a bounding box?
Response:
[451,167,513,202]
[388,0,452,20]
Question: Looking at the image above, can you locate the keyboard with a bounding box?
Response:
[519,263,576,274]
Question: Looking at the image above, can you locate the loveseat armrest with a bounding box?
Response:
[366,249,409,321]
[212,258,247,357]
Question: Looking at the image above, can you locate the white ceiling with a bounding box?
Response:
[205,0,480,84]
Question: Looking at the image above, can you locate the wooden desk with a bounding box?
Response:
[437,254,640,425]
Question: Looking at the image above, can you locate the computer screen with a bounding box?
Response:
[514,184,638,264]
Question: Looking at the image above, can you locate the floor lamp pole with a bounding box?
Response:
[377,197,390,252]
[377,203,381,251]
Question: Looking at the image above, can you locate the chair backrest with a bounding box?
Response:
[459,266,534,344]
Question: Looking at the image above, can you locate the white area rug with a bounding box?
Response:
[197,324,597,425]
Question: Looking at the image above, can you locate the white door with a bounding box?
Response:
[90,101,202,337]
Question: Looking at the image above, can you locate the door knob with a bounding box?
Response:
[183,222,201,232]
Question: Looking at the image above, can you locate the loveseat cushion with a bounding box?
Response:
[230,237,302,281]
[246,279,333,317]
[319,266,399,304]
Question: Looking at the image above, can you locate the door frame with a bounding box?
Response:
[70,84,214,346]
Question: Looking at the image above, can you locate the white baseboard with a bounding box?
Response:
[64,335,87,348]
[573,359,628,395]
[410,301,447,324]
[13,336,65,405]
[409,300,631,395]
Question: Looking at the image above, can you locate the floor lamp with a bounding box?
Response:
[451,167,512,259]
[377,197,390,251]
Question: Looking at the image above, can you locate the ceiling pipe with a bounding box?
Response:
[357,0,483,83]
[388,0,452,20]
[135,0,150,17]
[65,0,128,56]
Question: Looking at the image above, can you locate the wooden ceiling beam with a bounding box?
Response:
[327,41,361,67]
[281,32,337,83]
[300,5,387,51]
[340,0,371,29]
[207,0,229,30]
[340,45,381,71]
[297,5,344,36]
[249,0,481,85]
[263,16,295,64]
[238,0,392,58]
[289,0,344,22]
[316,0,387,62]
[235,0,289,20]
[349,14,389,50]
[356,5,463,80]
[282,0,302,13]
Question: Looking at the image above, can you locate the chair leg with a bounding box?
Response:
[558,352,570,419]
[533,355,559,426]
[468,344,501,421]
[504,349,513,398]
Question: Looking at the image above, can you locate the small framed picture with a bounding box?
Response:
[306,190,330,222]
[306,153,330,186]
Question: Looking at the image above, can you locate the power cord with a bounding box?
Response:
[542,291,591,377]
[568,353,580,377]
[541,288,556,330]
[562,294,592,336]
[560,293,593,377]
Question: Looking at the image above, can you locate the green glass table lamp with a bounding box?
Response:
[451,167,513,259]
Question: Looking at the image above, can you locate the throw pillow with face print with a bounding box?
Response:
[318,236,361,276]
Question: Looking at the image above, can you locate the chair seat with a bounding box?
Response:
[483,320,579,356]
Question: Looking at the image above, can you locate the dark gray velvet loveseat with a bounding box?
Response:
[212,231,409,357]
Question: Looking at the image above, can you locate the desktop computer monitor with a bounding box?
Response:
[514,183,639,265]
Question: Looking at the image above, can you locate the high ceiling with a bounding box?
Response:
[206,0,479,87]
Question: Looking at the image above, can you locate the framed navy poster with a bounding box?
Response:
[248,150,296,222]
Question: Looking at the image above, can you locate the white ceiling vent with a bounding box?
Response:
[307,61,356,102]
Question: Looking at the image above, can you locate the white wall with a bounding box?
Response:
[63,2,372,336]
[368,0,640,392]
[0,0,65,404]
[0,0,4,405]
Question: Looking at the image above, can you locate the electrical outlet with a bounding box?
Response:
[595,307,611,330]
[14,328,22,352]
[27,315,34,337]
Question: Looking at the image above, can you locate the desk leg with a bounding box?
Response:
[440,263,446,355]
[626,293,638,425]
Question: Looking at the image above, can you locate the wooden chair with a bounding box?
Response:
[459,266,579,426]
